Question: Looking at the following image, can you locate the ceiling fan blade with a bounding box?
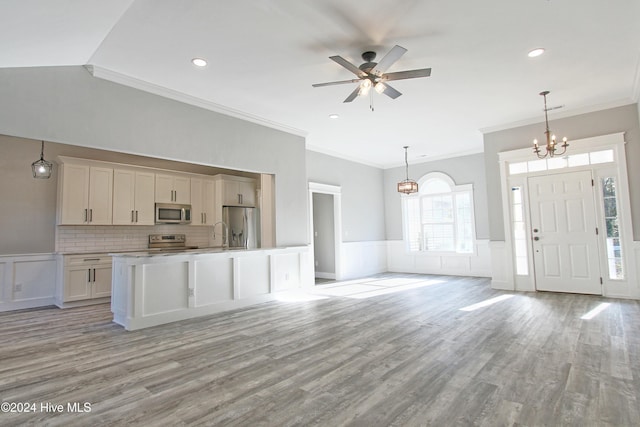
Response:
[371,45,407,76]
[381,83,402,99]
[312,79,361,88]
[330,55,367,78]
[383,68,432,81]
[343,86,360,103]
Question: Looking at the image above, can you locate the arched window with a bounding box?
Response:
[402,172,475,253]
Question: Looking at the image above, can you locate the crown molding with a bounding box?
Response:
[632,50,640,103]
[479,98,637,135]
[84,65,308,138]
[382,147,485,170]
[306,143,485,170]
[305,143,385,169]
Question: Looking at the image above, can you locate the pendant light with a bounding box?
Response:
[397,146,418,194]
[532,91,569,158]
[31,140,53,179]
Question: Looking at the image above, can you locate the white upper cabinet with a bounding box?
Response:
[156,173,190,204]
[203,179,215,224]
[57,158,259,230]
[219,175,256,207]
[58,161,113,225]
[190,177,216,225]
[113,169,155,225]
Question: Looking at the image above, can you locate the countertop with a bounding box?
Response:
[110,246,307,258]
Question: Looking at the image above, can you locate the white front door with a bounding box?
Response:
[528,170,601,294]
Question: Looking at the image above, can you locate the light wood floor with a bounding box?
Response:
[1,274,639,426]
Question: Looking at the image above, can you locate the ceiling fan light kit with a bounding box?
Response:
[312,45,432,109]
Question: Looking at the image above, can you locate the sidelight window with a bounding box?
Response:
[602,177,624,279]
[511,186,528,275]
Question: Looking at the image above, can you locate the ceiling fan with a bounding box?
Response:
[312,45,431,103]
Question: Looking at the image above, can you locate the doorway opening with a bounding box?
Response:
[528,170,601,294]
[313,193,335,280]
[309,182,342,284]
[497,132,637,298]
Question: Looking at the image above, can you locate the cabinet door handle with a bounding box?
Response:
[88,268,92,283]
[83,258,100,262]
[89,209,93,222]
[93,268,96,283]
[84,209,88,222]
[204,213,207,224]
[135,210,138,222]
[131,210,135,223]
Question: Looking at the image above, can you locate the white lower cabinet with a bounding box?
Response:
[60,254,112,304]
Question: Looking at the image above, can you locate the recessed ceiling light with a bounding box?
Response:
[191,57,207,67]
[329,114,339,119]
[528,48,545,58]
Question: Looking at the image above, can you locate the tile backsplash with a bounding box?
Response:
[56,225,212,253]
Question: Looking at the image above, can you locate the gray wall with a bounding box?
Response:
[483,103,640,241]
[0,66,308,249]
[306,151,385,242]
[383,153,490,241]
[0,136,58,254]
[0,134,263,254]
[312,193,335,274]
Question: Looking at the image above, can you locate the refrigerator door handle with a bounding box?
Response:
[243,211,247,248]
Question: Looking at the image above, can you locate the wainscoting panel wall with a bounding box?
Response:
[489,240,512,290]
[386,240,491,278]
[0,253,57,311]
[633,241,640,298]
[339,241,388,280]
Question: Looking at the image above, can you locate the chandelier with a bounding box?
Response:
[397,146,418,194]
[533,90,568,158]
[31,140,53,179]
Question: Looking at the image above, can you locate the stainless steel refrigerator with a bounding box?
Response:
[222,206,258,249]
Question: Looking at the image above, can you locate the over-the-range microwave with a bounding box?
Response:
[155,203,192,224]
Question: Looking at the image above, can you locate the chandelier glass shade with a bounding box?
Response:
[397,146,418,194]
[533,91,569,159]
[31,140,53,179]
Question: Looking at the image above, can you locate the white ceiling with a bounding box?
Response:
[2,0,639,168]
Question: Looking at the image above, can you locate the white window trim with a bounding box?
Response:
[496,132,637,296]
[402,172,477,256]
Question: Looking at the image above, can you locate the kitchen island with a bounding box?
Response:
[111,246,313,330]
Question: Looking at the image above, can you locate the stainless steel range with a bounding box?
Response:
[148,234,198,251]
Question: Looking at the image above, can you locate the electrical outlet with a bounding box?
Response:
[14,283,22,292]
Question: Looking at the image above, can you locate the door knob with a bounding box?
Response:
[534,236,540,241]
[533,228,539,233]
